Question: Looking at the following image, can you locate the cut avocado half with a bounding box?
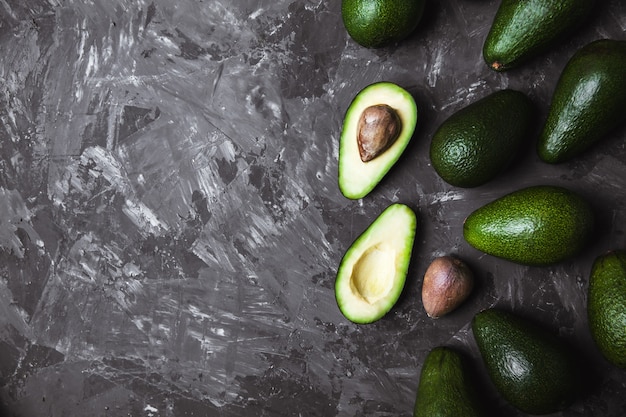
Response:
[339,82,418,200]
[335,203,417,324]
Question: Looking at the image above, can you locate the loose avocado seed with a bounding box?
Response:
[422,255,474,318]
[357,104,401,162]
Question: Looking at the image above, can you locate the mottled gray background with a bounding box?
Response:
[0,0,625,416]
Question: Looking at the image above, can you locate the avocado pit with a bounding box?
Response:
[422,255,474,318]
[357,104,401,162]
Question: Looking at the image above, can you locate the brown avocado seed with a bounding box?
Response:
[422,255,474,318]
[357,104,401,162]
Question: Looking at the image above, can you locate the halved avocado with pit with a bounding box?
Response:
[335,203,417,324]
[339,82,418,200]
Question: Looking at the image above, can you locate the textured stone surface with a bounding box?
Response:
[0,0,625,416]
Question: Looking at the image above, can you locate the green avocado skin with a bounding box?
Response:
[472,309,581,415]
[587,250,626,369]
[429,89,534,188]
[341,0,425,48]
[538,39,626,164]
[483,0,593,71]
[413,347,486,417]
[463,185,594,266]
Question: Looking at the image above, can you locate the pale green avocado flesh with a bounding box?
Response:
[335,203,417,324]
[339,82,417,200]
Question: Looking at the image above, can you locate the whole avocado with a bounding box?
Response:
[413,347,487,417]
[472,308,582,415]
[587,250,626,369]
[483,0,594,71]
[463,185,594,266]
[341,0,425,48]
[538,39,626,163]
[429,89,534,188]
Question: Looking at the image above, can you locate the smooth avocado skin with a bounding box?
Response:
[538,39,626,164]
[463,185,594,266]
[587,250,626,369]
[413,346,487,417]
[429,89,534,188]
[335,203,416,324]
[341,0,425,48]
[472,308,582,415]
[483,0,593,71]
[339,82,417,200]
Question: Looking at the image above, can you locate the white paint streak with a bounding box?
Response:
[427,48,444,88]
[85,45,100,78]
[144,404,158,416]
[187,304,213,321]
[267,100,282,119]
[248,7,265,20]
[81,146,132,194]
[123,262,142,277]
[219,140,237,162]
[77,146,171,236]
[122,199,170,236]
[428,190,466,204]
[441,80,490,111]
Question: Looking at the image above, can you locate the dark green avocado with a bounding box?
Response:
[587,250,626,369]
[429,89,534,188]
[413,346,487,417]
[341,0,426,48]
[538,39,626,163]
[472,308,582,415]
[483,0,594,71]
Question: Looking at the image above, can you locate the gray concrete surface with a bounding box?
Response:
[0,0,624,416]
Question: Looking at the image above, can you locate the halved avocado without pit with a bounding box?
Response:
[335,203,417,324]
[339,82,418,200]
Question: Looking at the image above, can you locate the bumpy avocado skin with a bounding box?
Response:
[429,89,534,188]
[341,0,425,48]
[472,309,581,415]
[463,185,594,266]
[413,347,487,417]
[483,0,594,71]
[587,250,626,369]
[538,39,626,163]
